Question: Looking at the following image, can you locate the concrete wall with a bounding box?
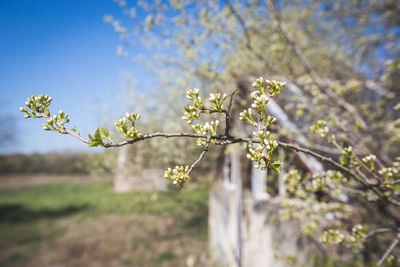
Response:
[209,185,241,267]
[209,185,319,267]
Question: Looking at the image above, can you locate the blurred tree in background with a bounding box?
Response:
[103,0,399,167]
[0,103,17,151]
[103,0,400,264]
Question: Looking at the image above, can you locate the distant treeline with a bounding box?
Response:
[0,153,104,175]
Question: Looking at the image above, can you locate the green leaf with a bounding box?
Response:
[270,161,282,174]
[94,128,101,140]
[101,125,109,137]
[387,184,400,192]
[89,140,101,147]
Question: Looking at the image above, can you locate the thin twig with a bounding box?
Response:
[365,228,395,240]
[265,0,368,129]
[201,108,227,114]
[225,88,239,136]
[105,132,214,147]
[63,129,91,144]
[186,137,211,175]
[41,114,91,145]
[384,181,400,186]
[376,233,400,266]
[226,0,251,48]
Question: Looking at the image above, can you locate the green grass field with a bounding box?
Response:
[0,177,209,266]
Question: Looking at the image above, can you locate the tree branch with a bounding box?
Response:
[186,137,211,176]
[365,228,396,240]
[29,105,399,206]
[265,0,368,129]
[39,114,91,145]
[103,131,399,206]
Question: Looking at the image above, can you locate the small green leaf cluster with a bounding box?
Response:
[20,94,52,118]
[115,112,141,139]
[88,112,142,147]
[182,89,203,123]
[88,126,111,147]
[386,254,398,266]
[164,165,190,186]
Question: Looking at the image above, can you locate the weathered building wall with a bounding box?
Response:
[209,185,241,267]
[209,185,320,267]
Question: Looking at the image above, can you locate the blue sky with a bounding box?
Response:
[0,0,151,154]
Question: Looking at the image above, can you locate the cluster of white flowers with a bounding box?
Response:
[182,89,203,124]
[246,139,279,170]
[349,224,365,243]
[20,94,52,118]
[192,120,219,135]
[203,120,219,134]
[239,108,257,126]
[164,165,190,186]
[310,120,330,138]
[240,78,286,173]
[320,229,344,245]
[186,88,200,101]
[192,120,219,146]
[251,77,286,97]
[208,93,226,102]
[208,93,226,112]
[307,173,326,192]
[362,154,376,163]
[379,167,395,177]
[40,110,69,132]
[251,94,269,108]
[114,112,141,139]
[362,154,377,171]
[251,77,265,89]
